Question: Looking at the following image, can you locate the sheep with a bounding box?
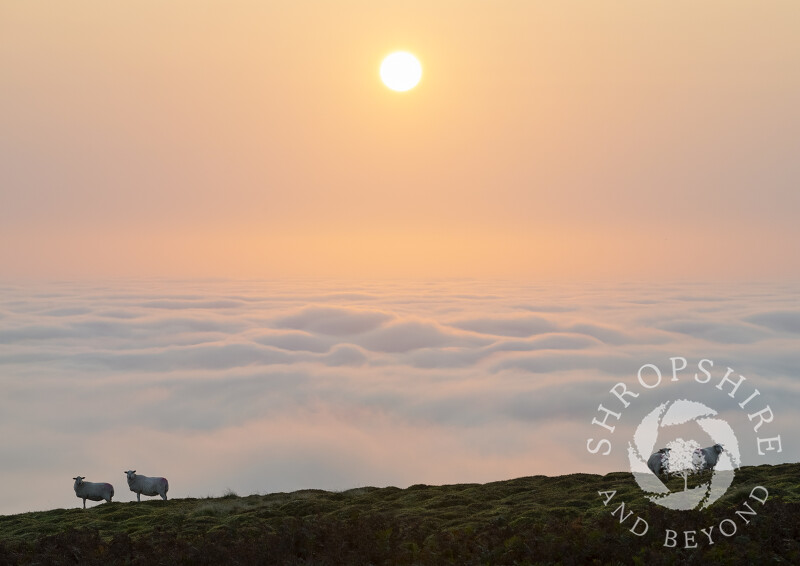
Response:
[693,444,724,473]
[124,470,169,502]
[660,448,671,476]
[647,448,671,477]
[72,476,114,509]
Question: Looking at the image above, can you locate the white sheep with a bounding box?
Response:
[124,470,169,502]
[647,448,671,477]
[693,444,724,474]
[72,476,114,509]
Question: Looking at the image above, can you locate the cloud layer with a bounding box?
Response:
[0,280,797,514]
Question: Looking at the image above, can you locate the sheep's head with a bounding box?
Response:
[124,470,136,480]
[713,444,724,453]
[73,476,85,485]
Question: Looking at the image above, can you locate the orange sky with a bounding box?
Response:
[1,1,798,280]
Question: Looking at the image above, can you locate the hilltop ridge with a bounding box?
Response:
[1,464,798,565]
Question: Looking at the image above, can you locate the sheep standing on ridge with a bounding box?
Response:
[72,476,114,509]
[125,470,169,502]
[647,448,671,477]
[693,444,724,474]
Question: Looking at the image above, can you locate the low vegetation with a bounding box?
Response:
[0,464,798,564]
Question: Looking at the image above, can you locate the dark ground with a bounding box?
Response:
[0,463,798,565]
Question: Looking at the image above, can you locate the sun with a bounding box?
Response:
[380,52,422,92]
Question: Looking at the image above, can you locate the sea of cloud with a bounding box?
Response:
[0,279,797,514]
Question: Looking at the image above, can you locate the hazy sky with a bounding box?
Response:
[0,2,798,515]
[2,1,799,279]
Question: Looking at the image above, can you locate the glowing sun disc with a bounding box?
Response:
[380,52,422,92]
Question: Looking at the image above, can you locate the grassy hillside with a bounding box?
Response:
[0,464,798,565]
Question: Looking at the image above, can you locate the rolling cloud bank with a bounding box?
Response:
[0,280,797,514]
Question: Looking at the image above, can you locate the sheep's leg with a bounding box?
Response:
[136,492,141,502]
[83,498,86,509]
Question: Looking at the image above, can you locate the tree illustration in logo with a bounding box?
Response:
[627,399,741,510]
[663,438,701,492]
